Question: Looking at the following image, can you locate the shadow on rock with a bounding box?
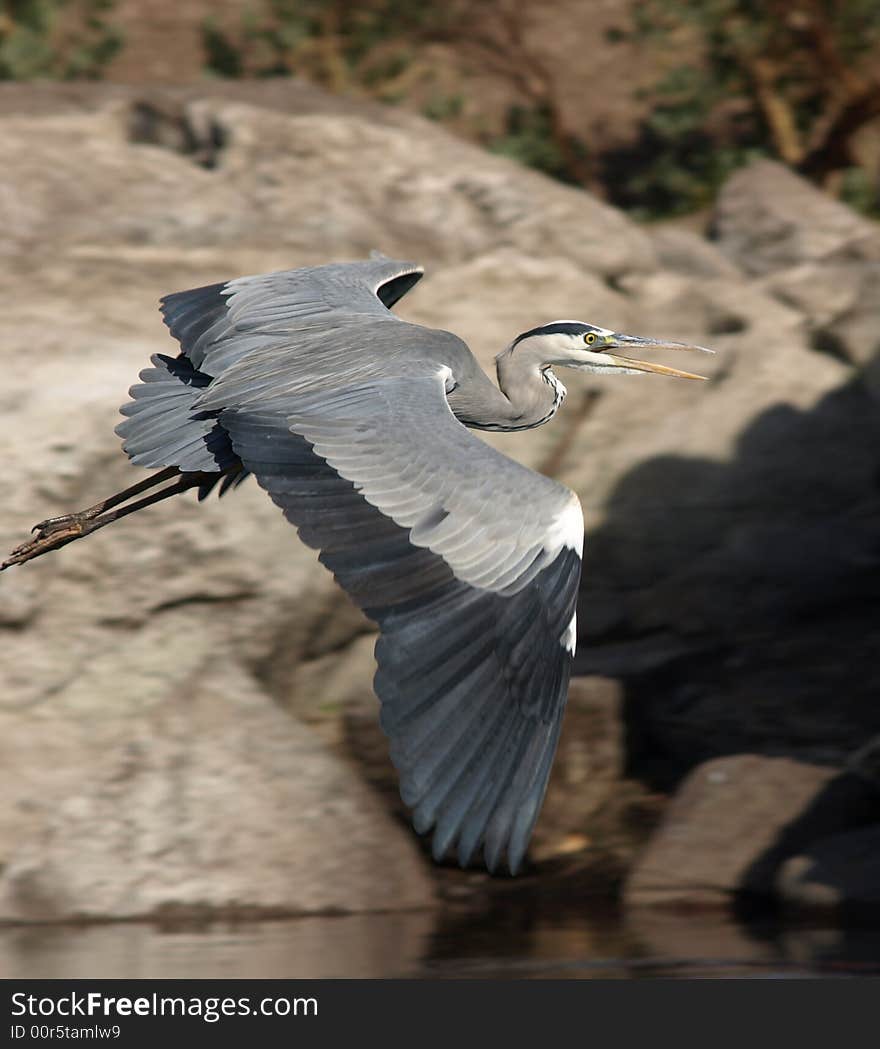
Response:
[575,364,880,790]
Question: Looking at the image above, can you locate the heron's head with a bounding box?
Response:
[509,321,713,380]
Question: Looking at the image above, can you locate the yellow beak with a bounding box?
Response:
[605,336,714,381]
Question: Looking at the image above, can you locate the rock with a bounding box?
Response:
[0,650,433,921]
[0,95,654,281]
[624,906,779,967]
[712,159,880,276]
[777,825,880,915]
[627,269,804,345]
[765,260,880,368]
[649,225,743,281]
[625,755,872,910]
[717,162,880,373]
[567,265,880,780]
[847,735,880,790]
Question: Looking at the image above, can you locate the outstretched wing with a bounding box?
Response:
[116,256,424,476]
[216,368,582,874]
[159,255,425,376]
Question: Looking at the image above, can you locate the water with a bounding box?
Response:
[4,903,880,979]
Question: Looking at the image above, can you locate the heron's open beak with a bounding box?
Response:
[603,334,714,381]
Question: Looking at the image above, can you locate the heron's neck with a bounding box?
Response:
[487,347,566,431]
[447,344,566,431]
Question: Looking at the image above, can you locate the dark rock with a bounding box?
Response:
[847,735,880,790]
[581,358,880,788]
[620,755,880,910]
[777,825,880,915]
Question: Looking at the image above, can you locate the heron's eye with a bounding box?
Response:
[584,332,597,345]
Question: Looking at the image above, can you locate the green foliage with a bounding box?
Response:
[202,16,244,79]
[839,166,880,219]
[604,59,759,218]
[198,0,880,221]
[201,1,449,88]
[488,104,584,185]
[619,0,880,218]
[0,0,122,80]
[421,91,463,122]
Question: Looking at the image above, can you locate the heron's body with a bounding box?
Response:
[3,255,710,875]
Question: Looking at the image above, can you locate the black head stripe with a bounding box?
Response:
[512,321,591,348]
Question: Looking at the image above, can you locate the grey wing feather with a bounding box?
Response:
[216,370,583,874]
[117,256,423,475]
[115,353,236,472]
[279,371,582,594]
[160,257,424,374]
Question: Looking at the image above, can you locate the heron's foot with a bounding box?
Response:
[2,469,197,571]
[2,512,96,570]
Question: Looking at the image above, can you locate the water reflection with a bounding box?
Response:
[0,912,432,980]
[3,904,880,979]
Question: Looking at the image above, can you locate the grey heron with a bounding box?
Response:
[2,255,711,875]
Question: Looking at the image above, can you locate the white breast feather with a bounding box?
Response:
[544,494,584,559]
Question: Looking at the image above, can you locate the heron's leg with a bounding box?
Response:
[33,465,180,530]
[2,470,205,570]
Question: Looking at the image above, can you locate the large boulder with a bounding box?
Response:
[712,159,880,275]
[623,755,880,907]
[711,164,880,373]
[764,259,880,368]
[0,94,654,280]
[649,224,743,281]
[564,265,880,782]
[0,627,433,921]
[558,175,880,786]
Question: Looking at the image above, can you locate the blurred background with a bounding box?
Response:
[1,0,879,978]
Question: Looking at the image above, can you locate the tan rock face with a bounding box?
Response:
[709,159,880,393]
[624,756,839,907]
[0,97,654,276]
[624,753,880,909]
[0,635,433,921]
[713,159,880,276]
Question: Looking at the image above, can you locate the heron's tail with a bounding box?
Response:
[115,353,238,475]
